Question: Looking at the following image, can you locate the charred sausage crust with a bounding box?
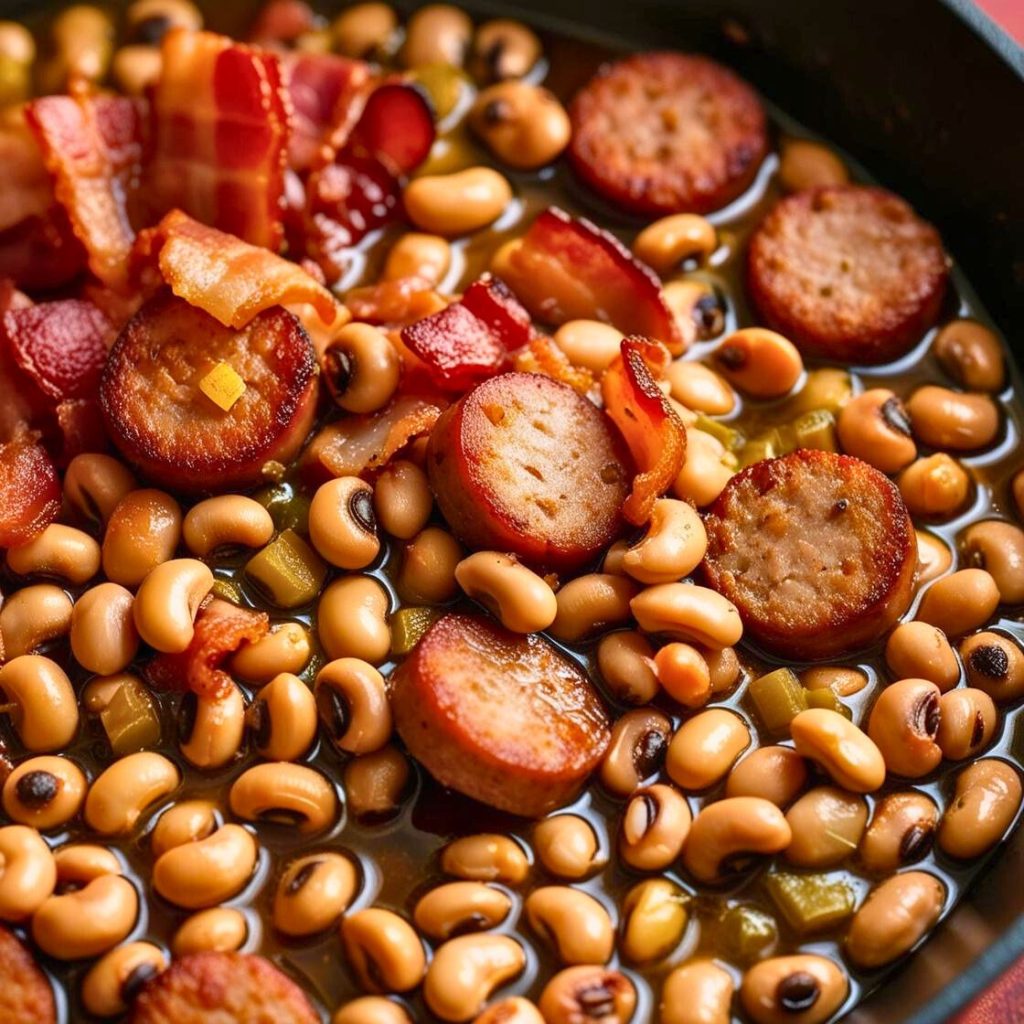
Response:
[0,924,55,1024]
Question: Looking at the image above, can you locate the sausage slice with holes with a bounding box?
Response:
[427,372,630,571]
[101,292,318,493]
[747,186,948,364]
[0,924,55,1024]
[130,952,318,1024]
[392,613,610,817]
[568,52,768,216]
[702,450,916,660]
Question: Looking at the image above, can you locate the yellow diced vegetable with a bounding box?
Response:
[245,529,327,609]
[748,667,807,733]
[100,678,161,755]
[765,872,855,934]
[199,361,246,411]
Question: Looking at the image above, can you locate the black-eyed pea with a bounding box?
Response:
[341,908,427,994]
[784,787,867,868]
[249,672,317,762]
[394,528,461,606]
[102,489,182,588]
[0,824,56,921]
[231,622,312,684]
[800,666,868,697]
[790,708,886,793]
[622,499,708,586]
[273,852,358,937]
[916,569,1000,637]
[344,745,411,820]
[63,453,137,527]
[666,709,750,791]
[660,960,734,1024]
[319,576,391,664]
[0,655,78,751]
[533,815,604,880]
[740,954,848,1024]
[539,966,636,1024]
[705,646,741,694]
[53,843,120,892]
[845,871,945,969]
[309,477,380,570]
[414,882,511,942]
[229,762,338,834]
[111,43,162,95]
[665,360,735,416]
[595,630,659,706]
[384,233,451,285]
[133,558,214,653]
[182,495,274,557]
[400,3,471,67]
[322,324,401,415]
[906,386,999,451]
[725,747,808,808]
[601,539,631,576]
[472,999,543,1024]
[150,799,220,857]
[962,520,1024,604]
[525,886,614,966]
[0,584,73,659]
[455,552,557,633]
[552,320,624,374]
[2,756,86,831]
[70,582,139,675]
[599,709,672,797]
[938,758,1022,859]
[932,319,1005,392]
[683,798,792,883]
[634,215,717,274]
[472,18,541,80]
[126,0,202,36]
[860,792,938,874]
[836,389,916,473]
[85,752,180,836]
[673,427,734,508]
[867,678,943,778]
[424,934,525,1022]
[171,907,248,956]
[334,996,414,1024]
[179,685,246,770]
[885,622,959,692]
[936,687,997,760]
[631,583,743,649]
[549,573,638,643]
[654,643,712,708]
[404,168,512,237]
[331,2,397,58]
[81,940,167,1018]
[620,878,688,964]
[778,138,848,192]
[441,835,529,885]
[6,523,100,585]
[960,631,1024,703]
[916,530,953,587]
[898,454,971,518]
[619,784,691,872]
[33,873,137,959]
[711,328,802,400]
[153,824,257,909]
[469,81,570,170]
[373,460,433,540]
[315,657,392,755]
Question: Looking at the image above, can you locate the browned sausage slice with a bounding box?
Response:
[392,613,610,817]
[746,186,948,364]
[130,952,319,1024]
[568,52,768,216]
[0,924,55,1024]
[427,372,629,571]
[101,292,318,493]
[702,450,916,660]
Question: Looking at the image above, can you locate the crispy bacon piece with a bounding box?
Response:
[499,207,686,355]
[460,274,532,350]
[514,335,594,395]
[345,276,445,327]
[147,598,269,699]
[143,210,338,329]
[249,0,318,46]
[0,117,54,234]
[25,95,143,291]
[3,300,112,402]
[149,29,289,251]
[54,398,107,464]
[0,433,61,548]
[302,396,441,482]
[0,208,86,292]
[601,336,687,525]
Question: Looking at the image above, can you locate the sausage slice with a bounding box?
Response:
[0,924,55,1024]
[427,372,629,571]
[568,52,767,216]
[130,952,318,1024]
[392,613,610,817]
[702,450,916,660]
[747,186,948,364]
[101,292,318,493]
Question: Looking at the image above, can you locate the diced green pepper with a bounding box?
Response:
[805,686,851,718]
[717,904,779,964]
[791,409,838,452]
[737,429,784,468]
[765,872,855,934]
[391,606,442,657]
[783,368,853,417]
[245,529,327,609]
[694,414,744,452]
[411,63,472,121]
[748,668,807,733]
[100,679,161,755]
[211,579,243,605]
[253,483,310,534]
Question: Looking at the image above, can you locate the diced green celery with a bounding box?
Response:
[694,414,744,452]
[253,483,310,534]
[791,409,838,452]
[411,63,472,121]
[748,668,807,733]
[391,607,442,657]
[737,429,784,468]
[805,687,851,718]
[765,872,855,934]
[211,579,243,604]
[245,529,327,609]
[784,368,853,417]
[717,904,778,964]
[100,680,161,755]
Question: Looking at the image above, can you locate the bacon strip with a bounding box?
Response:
[602,336,687,525]
[0,431,61,549]
[145,210,339,329]
[25,95,143,290]
[0,117,54,234]
[149,29,289,251]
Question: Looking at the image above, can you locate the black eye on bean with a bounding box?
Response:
[777,972,820,1012]
[16,771,60,808]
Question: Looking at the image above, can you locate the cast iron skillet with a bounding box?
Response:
[7,1,1023,1020]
